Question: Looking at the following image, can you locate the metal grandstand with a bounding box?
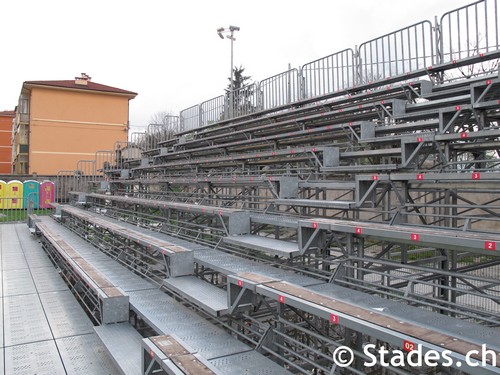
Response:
[3,1,500,374]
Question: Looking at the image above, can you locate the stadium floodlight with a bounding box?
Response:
[217,26,241,118]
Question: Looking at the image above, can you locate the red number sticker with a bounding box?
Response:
[472,172,481,180]
[417,137,423,143]
[417,174,424,180]
[237,279,243,287]
[372,175,379,181]
[355,227,363,234]
[330,313,339,324]
[150,349,155,358]
[278,295,285,304]
[312,222,318,229]
[411,233,420,241]
[460,132,468,138]
[485,241,496,251]
[403,340,417,352]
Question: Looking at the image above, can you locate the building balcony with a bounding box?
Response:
[15,112,29,125]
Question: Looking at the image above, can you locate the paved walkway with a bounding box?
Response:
[0,223,118,375]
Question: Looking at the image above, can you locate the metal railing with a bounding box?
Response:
[301,49,355,99]
[200,95,226,127]
[439,0,500,63]
[259,68,301,109]
[177,0,499,130]
[357,21,434,82]
[0,194,54,223]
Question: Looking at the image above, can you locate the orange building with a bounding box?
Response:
[0,110,15,174]
[12,73,137,175]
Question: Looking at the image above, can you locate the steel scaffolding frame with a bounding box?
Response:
[43,1,500,373]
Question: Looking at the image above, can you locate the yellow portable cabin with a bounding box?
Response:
[7,180,24,209]
[0,180,6,209]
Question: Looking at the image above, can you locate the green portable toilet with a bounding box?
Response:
[23,180,40,210]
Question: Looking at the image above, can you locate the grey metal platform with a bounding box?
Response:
[36,216,158,293]
[249,213,300,228]
[128,288,252,360]
[3,293,53,347]
[32,217,292,374]
[0,223,121,374]
[4,340,66,375]
[163,276,228,316]
[29,265,70,293]
[56,333,120,374]
[2,268,37,297]
[59,207,324,287]
[94,323,143,375]
[193,249,323,287]
[209,351,292,375]
[224,234,300,257]
[40,290,95,339]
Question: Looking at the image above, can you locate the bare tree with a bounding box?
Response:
[444,38,499,81]
[142,111,180,150]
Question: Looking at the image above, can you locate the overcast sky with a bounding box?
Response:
[1,0,474,133]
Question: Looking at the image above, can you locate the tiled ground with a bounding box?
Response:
[0,223,118,375]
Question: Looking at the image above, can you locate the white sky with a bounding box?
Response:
[1,0,474,133]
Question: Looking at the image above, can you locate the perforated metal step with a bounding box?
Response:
[249,213,300,228]
[194,249,322,287]
[4,340,66,375]
[209,350,292,375]
[224,234,300,258]
[56,333,120,374]
[163,276,228,316]
[94,323,143,375]
[128,288,251,360]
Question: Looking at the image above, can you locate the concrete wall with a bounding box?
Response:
[28,87,130,175]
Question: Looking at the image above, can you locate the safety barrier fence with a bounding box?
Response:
[179,0,499,131]
[0,195,54,223]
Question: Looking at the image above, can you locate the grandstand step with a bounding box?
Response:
[321,163,399,172]
[193,249,322,287]
[162,276,228,317]
[274,198,355,209]
[224,234,300,257]
[301,217,500,255]
[94,322,142,375]
[61,205,194,277]
[234,272,500,374]
[405,94,471,112]
[142,334,220,375]
[36,217,130,324]
[249,213,299,228]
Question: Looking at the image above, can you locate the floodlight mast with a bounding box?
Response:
[217,25,240,118]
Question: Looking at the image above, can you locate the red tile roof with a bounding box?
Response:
[24,80,137,96]
[0,110,15,116]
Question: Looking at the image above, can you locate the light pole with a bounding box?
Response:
[217,25,240,119]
